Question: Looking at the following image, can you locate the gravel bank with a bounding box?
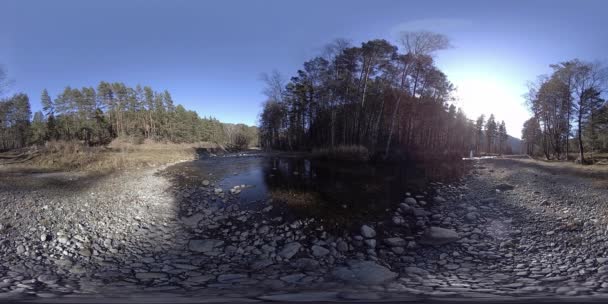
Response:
[2,158,608,301]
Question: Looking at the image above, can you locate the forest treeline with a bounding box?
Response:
[0,74,258,151]
[259,32,510,159]
[521,60,608,163]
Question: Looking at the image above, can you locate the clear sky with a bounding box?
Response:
[2,0,607,138]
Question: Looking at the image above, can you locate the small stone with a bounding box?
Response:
[279,242,302,259]
[360,225,376,238]
[295,258,320,271]
[136,272,167,280]
[188,239,224,254]
[419,227,459,245]
[336,241,349,252]
[404,197,417,205]
[217,274,248,283]
[280,274,305,284]
[311,245,330,257]
[392,216,405,225]
[333,261,397,285]
[384,237,406,247]
[37,275,58,285]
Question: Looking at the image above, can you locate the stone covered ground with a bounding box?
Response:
[2,157,608,302]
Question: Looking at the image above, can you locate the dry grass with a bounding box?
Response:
[312,145,369,161]
[0,139,221,172]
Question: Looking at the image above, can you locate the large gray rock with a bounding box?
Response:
[360,225,376,238]
[188,239,224,254]
[279,242,302,259]
[333,261,397,285]
[419,227,460,245]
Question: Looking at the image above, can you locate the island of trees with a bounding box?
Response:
[259,32,510,160]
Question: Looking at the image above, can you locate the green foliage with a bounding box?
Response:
[0,93,31,150]
[0,80,258,150]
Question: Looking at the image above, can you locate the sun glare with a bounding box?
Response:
[453,76,528,138]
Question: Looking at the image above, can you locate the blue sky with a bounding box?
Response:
[2,0,607,138]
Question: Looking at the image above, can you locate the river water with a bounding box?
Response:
[168,152,471,229]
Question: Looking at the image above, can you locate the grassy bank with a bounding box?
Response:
[0,139,224,172]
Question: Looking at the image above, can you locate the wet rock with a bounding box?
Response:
[202,180,210,186]
[333,260,397,285]
[360,225,376,238]
[419,227,460,245]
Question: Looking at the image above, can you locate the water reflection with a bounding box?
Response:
[216,156,470,228]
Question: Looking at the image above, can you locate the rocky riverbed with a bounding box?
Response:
[2,157,608,301]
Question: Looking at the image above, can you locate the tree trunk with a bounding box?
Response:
[578,110,584,164]
[384,95,402,159]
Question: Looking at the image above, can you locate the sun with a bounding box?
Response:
[451,76,528,138]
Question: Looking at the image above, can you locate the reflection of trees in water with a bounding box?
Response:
[261,157,469,226]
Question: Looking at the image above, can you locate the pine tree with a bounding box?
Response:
[485,114,497,154]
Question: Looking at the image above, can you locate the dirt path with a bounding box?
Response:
[2,158,608,302]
